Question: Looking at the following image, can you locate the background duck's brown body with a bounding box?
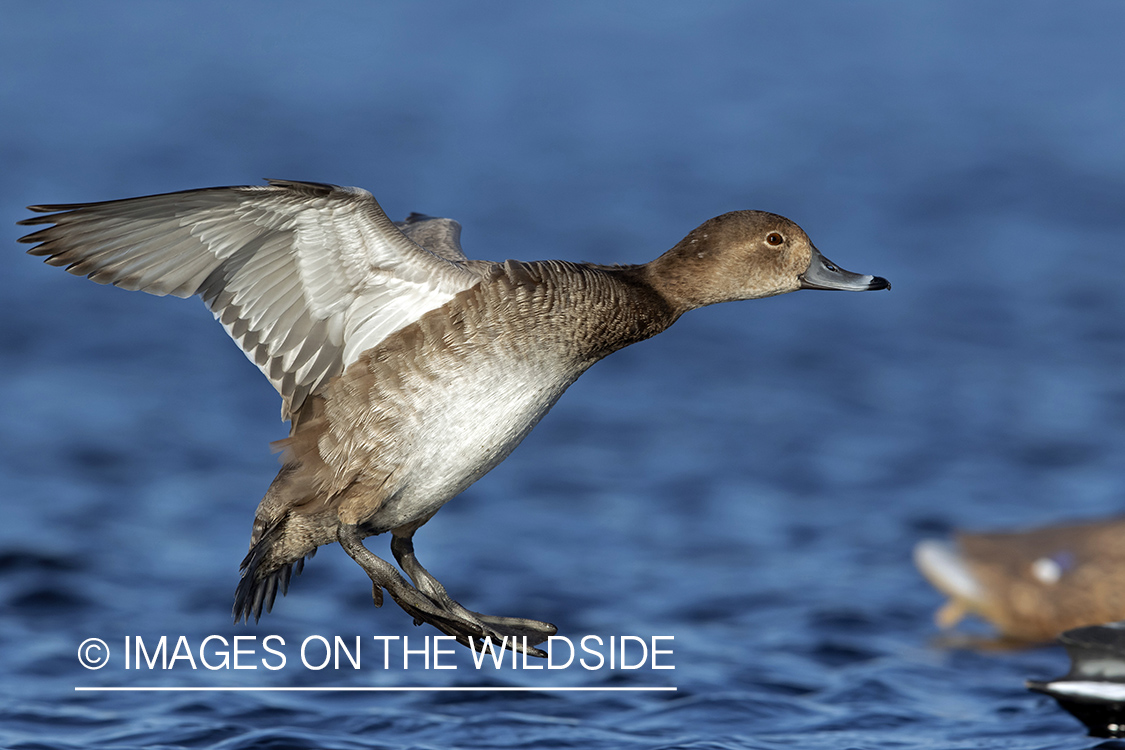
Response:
[917,517,1125,642]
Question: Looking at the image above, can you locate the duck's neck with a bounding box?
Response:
[594,262,685,348]
[490,259,684,362]
[635,239,727,315]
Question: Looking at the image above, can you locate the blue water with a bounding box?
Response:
[4,2,1125,747]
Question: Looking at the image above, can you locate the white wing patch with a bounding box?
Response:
[343,280,457,365]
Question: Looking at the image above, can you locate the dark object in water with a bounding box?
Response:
[1028,622,1125,738]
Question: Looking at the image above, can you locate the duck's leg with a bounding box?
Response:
[337,525,555,657]
[390,532,558,648]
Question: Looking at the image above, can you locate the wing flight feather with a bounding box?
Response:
[20,179,484,419]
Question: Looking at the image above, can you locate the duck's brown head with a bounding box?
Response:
[645,210,889,313]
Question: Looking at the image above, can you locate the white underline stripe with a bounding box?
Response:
[75,686,676,692]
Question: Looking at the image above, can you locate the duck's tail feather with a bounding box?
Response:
[232,519,317,624]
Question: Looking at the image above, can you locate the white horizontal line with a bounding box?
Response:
[1032,680,1125,701]
[75,686,676,692]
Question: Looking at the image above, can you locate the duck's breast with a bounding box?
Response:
[319,266,606,531]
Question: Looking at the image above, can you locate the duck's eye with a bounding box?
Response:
[766,232,784,246]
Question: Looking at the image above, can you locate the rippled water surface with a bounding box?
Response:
[4,3,1125,748]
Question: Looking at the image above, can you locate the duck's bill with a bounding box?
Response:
[913,539,987,627]
[800,247,890,291]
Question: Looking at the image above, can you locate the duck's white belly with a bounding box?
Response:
[359,351,586,532]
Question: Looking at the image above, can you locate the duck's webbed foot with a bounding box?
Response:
[337,525,557,658]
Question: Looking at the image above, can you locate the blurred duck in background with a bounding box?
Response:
[914,517,1125,643]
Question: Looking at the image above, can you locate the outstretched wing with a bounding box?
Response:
[19,179,484,420]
